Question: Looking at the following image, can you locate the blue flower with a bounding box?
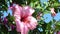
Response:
[43,13,52,23]
[7,9,12,16]
[38,28,43,32]
[3,11,8,17]
[54,12,60,21]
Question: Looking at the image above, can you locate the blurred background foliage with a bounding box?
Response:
[0,0,60,34]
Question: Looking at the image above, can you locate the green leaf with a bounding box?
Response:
[29,2,34,7]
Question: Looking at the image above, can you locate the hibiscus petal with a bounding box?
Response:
[24,24,29,34]
[24,6,35,15]
[18,22,29,34]
[11,4,22,32]
[22,6,35,17]
[25,16,38,30]
[11,4,22,17]
[16,21,21,32]
[20,22,25,34]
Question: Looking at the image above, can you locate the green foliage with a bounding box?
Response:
[6,13,15,24]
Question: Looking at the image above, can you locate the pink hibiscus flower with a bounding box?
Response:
[10,4,38,34]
